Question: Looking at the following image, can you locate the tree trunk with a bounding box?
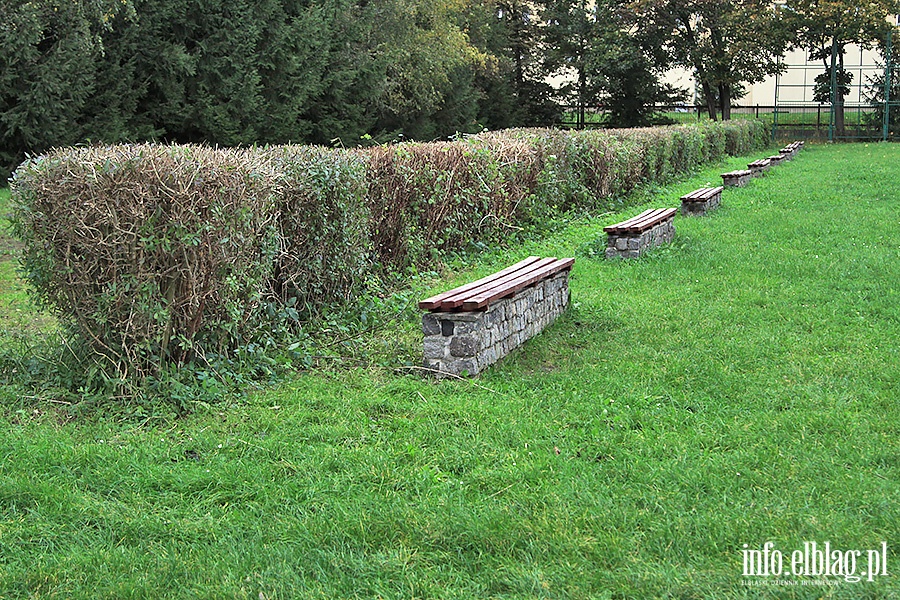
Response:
[511,2,524,92]
[835,52,846,138]
[578,66,586,129]
[719,83,731,120]
[679,12,717,121]
[702,80,718,121]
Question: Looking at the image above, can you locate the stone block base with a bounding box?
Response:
[605,217,675,259]
[681,194,720,216]
[422,271,570,377]
[722,170,752,187]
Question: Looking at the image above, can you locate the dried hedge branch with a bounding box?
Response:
[11,144,280,376]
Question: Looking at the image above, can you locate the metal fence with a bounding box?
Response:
[559,31,898,142]
[558,101,900,142]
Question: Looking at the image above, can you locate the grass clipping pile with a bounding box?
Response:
[11,145,280,379]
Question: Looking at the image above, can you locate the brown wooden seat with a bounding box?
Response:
[418,256,575,312]
[680,187,722,203]
[603,208,677,235]
[748,159,771,169]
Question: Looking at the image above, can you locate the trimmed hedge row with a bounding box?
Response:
[11,120,767,377]
[11,145,279,373]
[363,120,767,271]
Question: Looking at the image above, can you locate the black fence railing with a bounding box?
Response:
[558,103,900,142]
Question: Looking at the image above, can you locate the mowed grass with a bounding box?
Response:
[1,144,899,598]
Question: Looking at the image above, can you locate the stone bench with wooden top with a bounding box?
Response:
[780,141,803,159]
[419,256,574,377]
[721,169,752,187]
[680,186,723,216]
[604,208,677,259]
[748,158,771,177]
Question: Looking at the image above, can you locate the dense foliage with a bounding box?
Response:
[6,0,879,181]
[783,0,900,136]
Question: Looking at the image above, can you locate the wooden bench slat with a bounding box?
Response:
[623,208,676,232]
[627,208,675,232]
[604,208,676,234]
[460,258,575,311]
[434,257,559,311]
[417,256,543,310]
[681,186,722,202]
[682,190,704,201]
[603,208,655,233]
[604,209,658,233]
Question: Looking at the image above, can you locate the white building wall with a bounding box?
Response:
[663,44,890,107]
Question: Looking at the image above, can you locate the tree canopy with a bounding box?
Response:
[2,0,898,178]
[783,0,900,135]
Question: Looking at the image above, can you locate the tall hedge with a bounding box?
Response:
[10,120,768,380]
[271,146,370,312]
[10,145,280,375]
[361,119,767,269]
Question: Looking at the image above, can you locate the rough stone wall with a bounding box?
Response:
[422,271,570,377]
[722,171,751,187]
[681,191,721,216]
[605,217,675,259]
[748,162,770,177]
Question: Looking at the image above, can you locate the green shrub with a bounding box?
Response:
[10,144,279,380]
[269,146,370,316]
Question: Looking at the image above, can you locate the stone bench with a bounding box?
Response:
[721,169,752,187]
[680,186,723,216]
[780,141,803,159]
[419,256,574,377]
[604,208,676,259]
[768,154,785,166]
[748,158,771,177]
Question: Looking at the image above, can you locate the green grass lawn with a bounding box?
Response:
[1,144,899,598]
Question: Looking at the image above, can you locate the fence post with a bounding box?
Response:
[884,29,892,142]
[829,40,838,142]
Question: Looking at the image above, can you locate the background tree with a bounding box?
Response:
[0,0,499,173]
[463,0,562,128]
[0,0,135,178]
[541,0,682,127]
[541,0,606,128]
[603,0,686,127]
[632,0,788,120]
[864,45,900,136]
[359,0,487,141]
[784,0,900,136]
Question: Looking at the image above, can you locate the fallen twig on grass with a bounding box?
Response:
[394,365,506,396]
